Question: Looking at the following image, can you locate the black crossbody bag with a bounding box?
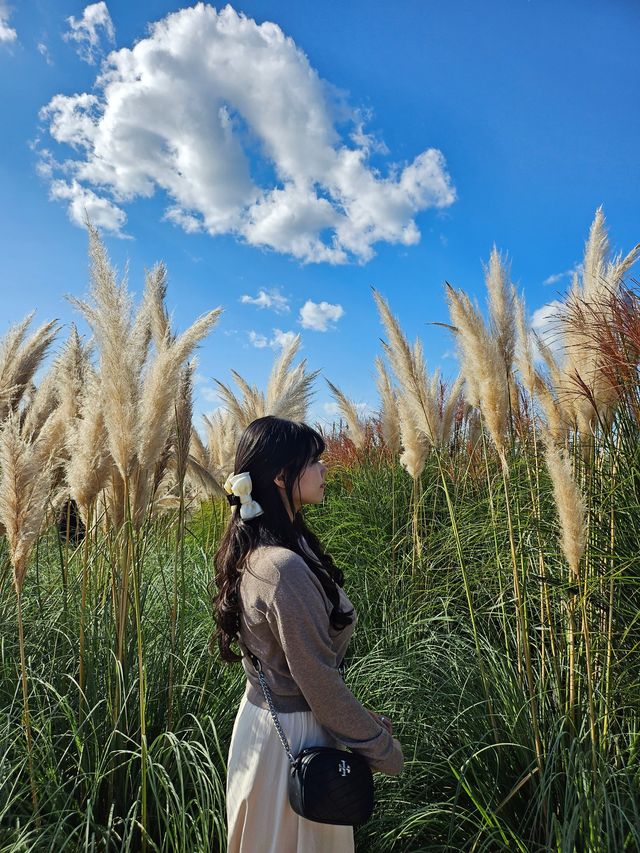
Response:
[240,645,375,826]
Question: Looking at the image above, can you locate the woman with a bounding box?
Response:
[213,416,404,853]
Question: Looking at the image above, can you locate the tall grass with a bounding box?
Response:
[1,211,639,850]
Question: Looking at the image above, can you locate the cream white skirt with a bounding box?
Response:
[226,688,355,853]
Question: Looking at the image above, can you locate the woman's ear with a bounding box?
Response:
[274,471,286,489]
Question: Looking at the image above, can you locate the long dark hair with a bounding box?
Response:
[212,415,354,663]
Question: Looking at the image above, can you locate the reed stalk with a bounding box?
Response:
[78,503,93,720]
[432,448,499,743]
[16,589,38,816]
[500,460,544,775]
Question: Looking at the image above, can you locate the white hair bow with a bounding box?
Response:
[223,472,264,520]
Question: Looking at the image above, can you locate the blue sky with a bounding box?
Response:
[1,0,638,427]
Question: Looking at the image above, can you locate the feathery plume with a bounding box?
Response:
[374,356,401,455]
[0,315,59,420]
[396,393,429,479]
[70,223,147,480]
[325,380,367,450]
[373,290,439,443]
[0,414,53,593]
[65,367,112,523]
[484,246,517,375]
[542,435,587,578]
[445,283,509,465]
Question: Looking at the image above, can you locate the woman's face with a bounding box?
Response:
[275,455,328,517]
[294,456,328,511]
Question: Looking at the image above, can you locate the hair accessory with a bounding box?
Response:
[223,472,264,520]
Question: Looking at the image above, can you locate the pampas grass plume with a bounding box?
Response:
[0,415,52,593]
[542,434,587,578]
[326,379,367,450]
[445,283,509,465]
[375,356,401,455]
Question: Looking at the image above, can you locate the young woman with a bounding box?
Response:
[213,416,404,853]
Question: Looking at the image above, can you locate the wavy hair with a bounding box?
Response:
[211,415,354,663]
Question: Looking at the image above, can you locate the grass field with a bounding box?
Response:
[1,214,640,851]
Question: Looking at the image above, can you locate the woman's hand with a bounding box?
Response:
[366,708,393,735]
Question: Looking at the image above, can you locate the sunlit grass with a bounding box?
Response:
[1,424,640,851]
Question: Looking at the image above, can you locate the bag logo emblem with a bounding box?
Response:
[338,759,351,777]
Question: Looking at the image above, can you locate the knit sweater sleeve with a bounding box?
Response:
[264,553,404,776]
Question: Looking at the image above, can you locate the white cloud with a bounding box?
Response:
[272,329,297,349]
[49,178,127,234]
[64,2,115,64]
[248,331,268,348]
[543,262,583,286]
[530,300,565,360]
[241,287,290,313]
[37,41,53,65]
[299,299,344,331]
[248,328,297,350]
[0,1,17,43]
[322,400,374,418]
[200,385,222,403]
[39,4,455,263]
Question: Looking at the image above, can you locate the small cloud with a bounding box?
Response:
[441,349,456,360]
[49,178,127,235]
[299,299,344,331]
[349,110,389,156]
[323,402,341,415]
[193,372,208,385]
[64,1,115,64]
[272,329,297,349]
[248,331,268,348]
[164,206,202,234]
[543,262,583,286]
[37,41,54,65]
[248,328,298,350]
[531,300,565,360]
[322,400,374,420]
[200,385,222,403]
[240,287,290,314]
[0,1,17,43]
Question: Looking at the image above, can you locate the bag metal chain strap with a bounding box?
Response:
[250,652,347,772]
[252,655,297,769]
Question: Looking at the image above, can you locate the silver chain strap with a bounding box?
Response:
[252,655,297,768]
[238,636,346,772]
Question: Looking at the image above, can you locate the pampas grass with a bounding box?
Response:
[325,379,367,450]
[1,209,639,850]
[445,283,510,466]
[484,246,517,378]
[65,366,111,524]
[374,356,401,457]
[373,289,440,445]
[0,412,54,816]
[559,209,640,440]
[541,429,590,739]
[0,313,59,420]
[213,334,319,433]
